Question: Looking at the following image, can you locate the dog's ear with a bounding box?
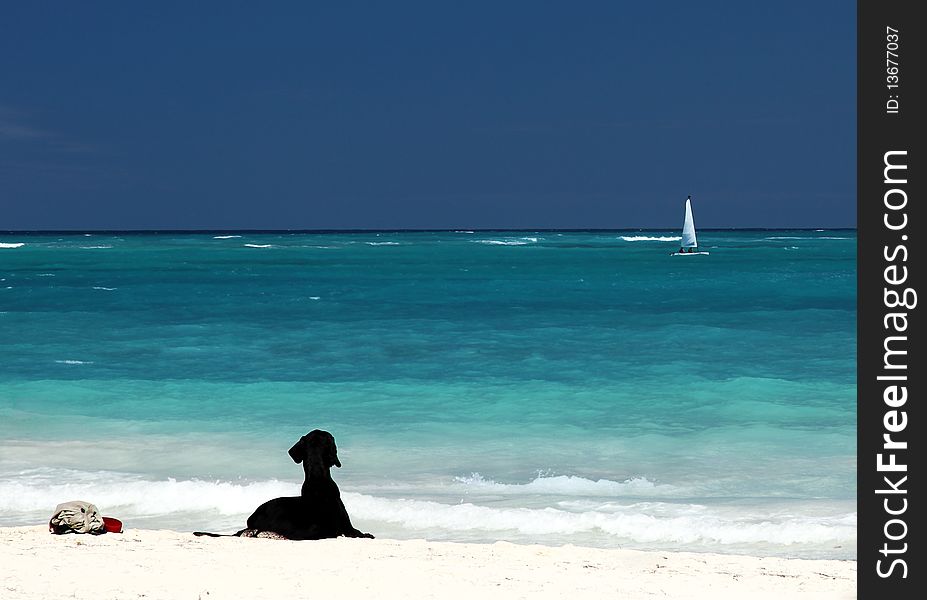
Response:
[288,436,306,464]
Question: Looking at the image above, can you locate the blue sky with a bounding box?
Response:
[1,2,855,229]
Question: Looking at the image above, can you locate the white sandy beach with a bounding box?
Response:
[1,526,855,599]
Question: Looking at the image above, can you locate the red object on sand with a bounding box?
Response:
[102,517,123,533]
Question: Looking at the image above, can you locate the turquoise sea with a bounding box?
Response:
[0,230,856,558]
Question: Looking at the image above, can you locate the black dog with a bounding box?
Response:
[289,429,342,497]
[195,430,373,540]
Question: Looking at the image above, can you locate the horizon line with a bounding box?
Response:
[2,227,858,235]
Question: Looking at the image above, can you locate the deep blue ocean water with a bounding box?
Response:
[0,230,856,558]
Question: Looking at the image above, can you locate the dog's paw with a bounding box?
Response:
[239,529,288,540]
[238,528,262,538]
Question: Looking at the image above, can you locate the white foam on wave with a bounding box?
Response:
[80,245,113,249]
[213,235,242,239]
[817,236,851,240]
[365,241,401,246]
[0,242,25,249]
[765,236,803,240]
[619,236,681,242]
[243,244,274,248]
[0,469,855,552]
[346,492,856,547]
[453,473,681,496]
[0,469,295,517]
[92,286,117,291]
[55,359,94,365]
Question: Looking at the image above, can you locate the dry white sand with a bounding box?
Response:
[1,526,855,599]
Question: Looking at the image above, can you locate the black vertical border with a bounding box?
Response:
[858,0,923,597]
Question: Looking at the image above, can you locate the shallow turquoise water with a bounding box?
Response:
[0,230,856,557]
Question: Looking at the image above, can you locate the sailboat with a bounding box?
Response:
[671,195,709,256]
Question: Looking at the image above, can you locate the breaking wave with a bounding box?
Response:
[348,493,855,549]
[0,469,294,517]
[0,469,855,557]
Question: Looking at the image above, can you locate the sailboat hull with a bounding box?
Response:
[670,251,710,256]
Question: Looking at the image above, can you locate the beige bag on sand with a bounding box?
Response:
[49,500,106,534]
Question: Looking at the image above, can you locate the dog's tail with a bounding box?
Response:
[193,528,247,538]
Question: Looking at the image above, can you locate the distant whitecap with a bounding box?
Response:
[474,237,538,246]
[244,244,273,248]
[619,235,681,242]
[0,242,25,249]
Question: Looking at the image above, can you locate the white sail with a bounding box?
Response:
[680,198,698,248]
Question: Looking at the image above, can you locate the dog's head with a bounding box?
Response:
[288,429,341,468]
